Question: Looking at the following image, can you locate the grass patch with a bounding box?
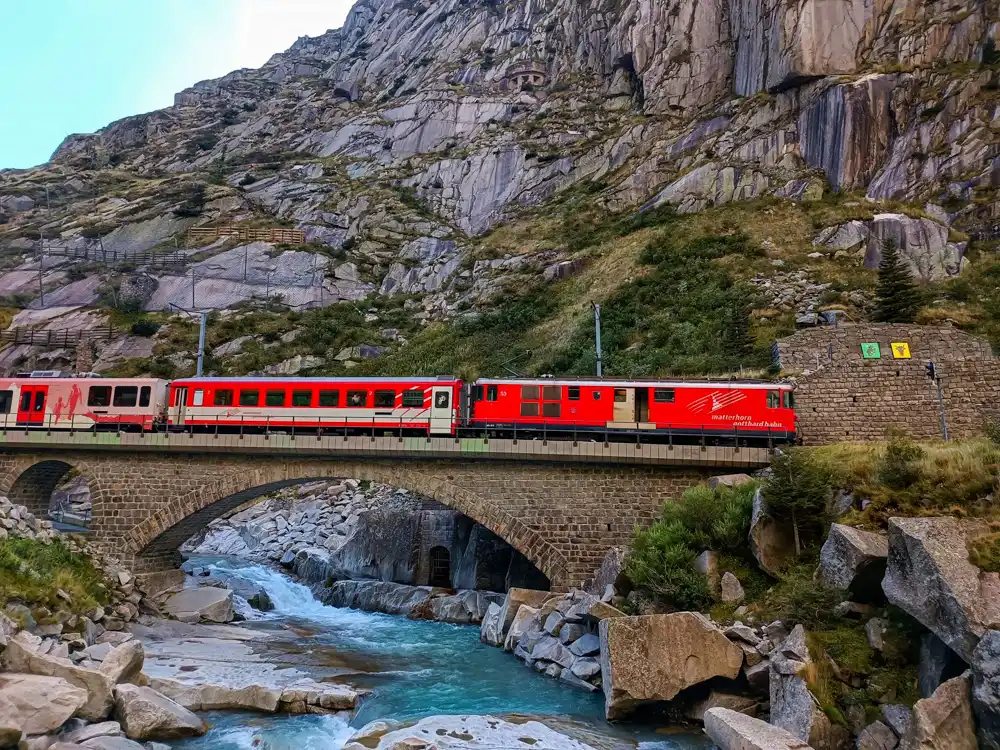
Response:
[0,537,110,615]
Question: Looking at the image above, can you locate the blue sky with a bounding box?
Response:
[0,1,353,169]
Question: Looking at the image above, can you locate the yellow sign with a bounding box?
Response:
[890,342,911,359]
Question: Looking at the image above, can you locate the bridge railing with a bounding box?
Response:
[0,411,793,449]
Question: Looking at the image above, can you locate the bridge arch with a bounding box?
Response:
[2,457,102,525]
[118,460,570,586]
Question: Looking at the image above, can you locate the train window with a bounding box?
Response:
[542,402,561,418]
[113,386,138,408]
[0,390,12,413]
[239,390,260,407]
[193,390,204,407]
[374,390,395,408]
[654,388,675,403]
[33,392,44,411]
[139,386,151,408]
[520,402,540,417]
[487,385,498,401]
[567,386,580,401]
[767,391,780,408]
[265,390,286,407]
[402,389,424,408]
[783,391,795,409]
[521,385,540,400]
[20,392,30,411]
[542,385,560,401]
[88,386,112,407]
[214,389,234,407]
[614,389,628,403]
[319,390,340,407]
[292,390,313,407]
[347,390,367,407]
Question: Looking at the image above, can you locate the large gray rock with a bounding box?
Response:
[586,546,628,595]
[972,629,1000,750]
[901,674,977,750]
[704,707,812,750]
[163,587,234,624]
[770,625,850,750]
[818,524,889,601]
[503,604,539,653]
[0,673,87,735]
[479,602,503,646]
[98,641,144,686]
[919,633,966,699]
[344,714,600,750]
[749,489,795,576]
[882,517,1000,662]
[113,684,207,740]
[857,720,899,750]
[599,612,743,720]
[78,738,147,750]
[864,214,967,282]
[149,677,281,713]
[3,632,114,720]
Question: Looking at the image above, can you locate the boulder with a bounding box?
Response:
[599,612,743,720]
[586,546,629,596]
[818,524,889,601]
[479,602,503,646]
[79,738,147,750]
[695,550,721,591]
[749,489,795,576]
[344,714,599,750]
[113,684,207,740]
[687,692,760,722]
[882,705,913,739]
[3,632,114,720]
[149,677,281,713]
[882,517,1000,662]
[972,630,1000,750]
[770,625,850,750]
[0,673,87,735]
[704,707,812,750]
[858,721,899,750]
[709,474,754,490]
[98,641,144,686]
[563,592,625,624]
[902,674,977,750]
[864,214,967,282]
[919,633,966,699]
[722,572,745,603]
[59,721,122,744]
[502,605,538,653]
[162,587,234,624]
[497,588,553,641]
[569,633,601,657]
[531,636,575,668]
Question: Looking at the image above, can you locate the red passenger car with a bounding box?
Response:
[467,378,796,443]
[167,376,462,435]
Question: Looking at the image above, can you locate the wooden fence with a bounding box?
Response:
[0,326,118,348]
[188,226,306,244]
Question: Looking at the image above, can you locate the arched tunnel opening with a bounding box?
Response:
[175,478,550,594]
[7,460,93,531]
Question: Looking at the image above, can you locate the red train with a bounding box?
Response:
[0,374,796,444]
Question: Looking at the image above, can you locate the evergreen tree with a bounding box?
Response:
[873,239,920,323]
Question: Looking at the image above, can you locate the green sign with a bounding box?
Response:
[861,343,881,359]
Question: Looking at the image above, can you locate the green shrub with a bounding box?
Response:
[626,481,757,610]
[130,319,160,337]
[762,449,833,556]
[760,563,844,630]
[969,530,1000,572]
[0,537,109,614]
[876,435,924,490]
[984,418,1000,446]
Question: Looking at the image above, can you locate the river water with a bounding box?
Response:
[172,557,710,750]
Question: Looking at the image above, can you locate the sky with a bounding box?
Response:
[0,0,354,170]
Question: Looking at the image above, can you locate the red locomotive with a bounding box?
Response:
[467,378,795,442]
[0,373,795,444]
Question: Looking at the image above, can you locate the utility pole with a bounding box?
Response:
[196,311,207,377]
[928,361,949,441]
[593,303,603,377]
[190,268,196,308]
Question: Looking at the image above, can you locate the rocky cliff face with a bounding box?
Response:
[0,0,997,376]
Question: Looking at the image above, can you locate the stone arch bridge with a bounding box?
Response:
[0,431,771,591]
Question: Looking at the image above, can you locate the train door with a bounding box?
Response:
[430,386,453,435]
[636,388,650,423]
[612,388,635,424]
[172,387,188,426]
[16,385,48,425]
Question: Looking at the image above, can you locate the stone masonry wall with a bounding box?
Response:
[0,451,710,590]
[795,358,1000,444]
[775,323,994,373]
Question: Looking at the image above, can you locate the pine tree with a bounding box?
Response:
[873,239,920,323]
